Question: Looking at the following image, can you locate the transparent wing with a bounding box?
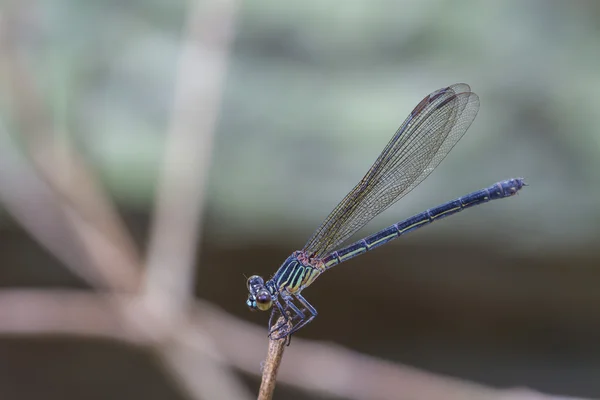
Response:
[303,83,480,258]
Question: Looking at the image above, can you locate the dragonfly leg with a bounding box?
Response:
[281,294,309,345]
[268,298,289,339]
[269,295,306,341]
[286,293,318,337]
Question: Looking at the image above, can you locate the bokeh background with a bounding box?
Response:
[0,0,599,399]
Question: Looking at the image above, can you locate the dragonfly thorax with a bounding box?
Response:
[271,251,322,295]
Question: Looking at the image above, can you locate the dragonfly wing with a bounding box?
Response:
[302,83,480,258]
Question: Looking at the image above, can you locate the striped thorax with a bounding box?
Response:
[272,251,323,294]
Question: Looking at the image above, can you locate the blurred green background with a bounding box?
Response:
[1,0,600,399]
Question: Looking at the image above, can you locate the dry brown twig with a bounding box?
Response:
[258,337,286,400]
[257,317,290,400]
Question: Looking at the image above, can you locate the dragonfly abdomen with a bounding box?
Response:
[321,178,525,270]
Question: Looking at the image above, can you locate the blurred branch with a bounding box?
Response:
[198,301,584,400]
[0,7,141,292]
[140,1,244,398]
[0,1,249,399]
[0,289,591,400]
[0,120,120,288]
[0,288,254,400]
[0,289,148,343]
[142,0,237,323]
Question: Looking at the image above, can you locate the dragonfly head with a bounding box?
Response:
[246,275,273,312]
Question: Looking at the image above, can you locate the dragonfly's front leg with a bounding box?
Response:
[286,293,318,337]
[269,294,306,341]
[268,297,289,338]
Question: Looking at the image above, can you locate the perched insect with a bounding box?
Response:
[246,83,525,340]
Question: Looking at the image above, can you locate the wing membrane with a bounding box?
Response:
[303,83,480,258]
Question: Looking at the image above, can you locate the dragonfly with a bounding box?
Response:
[246,83,526,341]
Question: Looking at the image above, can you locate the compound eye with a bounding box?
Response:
[255,290,273,311]
[247,275,264,290]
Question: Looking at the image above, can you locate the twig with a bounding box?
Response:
[258,317,289,400]
[143,0,238,322]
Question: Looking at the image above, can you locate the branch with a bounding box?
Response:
[258,318,289,400]
[0,289,148,343]
[0,123,118,288]
[142,0,238,322]
[0,3,248,398]
[0,288,254,400]
[0,289,591,400]
[196,301,595,400]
